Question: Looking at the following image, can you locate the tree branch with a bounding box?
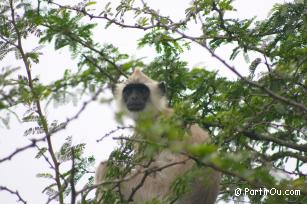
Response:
[9,0,63,202]
[0,186,27,204]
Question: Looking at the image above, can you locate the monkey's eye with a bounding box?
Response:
[138,86,150,98]
[123,84,149,97]
[139,87,148,93]
[123,88,132,95]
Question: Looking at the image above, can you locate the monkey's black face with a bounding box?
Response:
[123,83,150,112]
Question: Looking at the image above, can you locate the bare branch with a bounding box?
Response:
[127,158,190,201]
[241,130,307,152]
[96,125,134,142]
[76,158,189,198]
[0,138,44,163]
[50,86,105,134]
[0,186,27,204]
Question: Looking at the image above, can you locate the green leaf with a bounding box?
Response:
[85,1,96,7]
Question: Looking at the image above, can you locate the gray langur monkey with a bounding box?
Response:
[95,68,221,204]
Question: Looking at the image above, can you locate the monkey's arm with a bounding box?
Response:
[95,161,107,183]
[95,161,108,201]
[179,124,220,204]
[176,168,221,204]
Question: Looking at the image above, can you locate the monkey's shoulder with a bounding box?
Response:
[186,123,211,144]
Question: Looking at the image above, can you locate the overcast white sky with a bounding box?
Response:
[0,0,292,203]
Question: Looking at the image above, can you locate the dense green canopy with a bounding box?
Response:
[0,0,306,203]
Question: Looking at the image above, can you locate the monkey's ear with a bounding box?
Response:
[158,82,166,95]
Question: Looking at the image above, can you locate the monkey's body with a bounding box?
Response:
[120,151,220,204]
[120,151,194,203]
[95,69,220,203]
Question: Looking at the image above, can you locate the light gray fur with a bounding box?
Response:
[95,69,221,203]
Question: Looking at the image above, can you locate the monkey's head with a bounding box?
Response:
[114,69,168,119]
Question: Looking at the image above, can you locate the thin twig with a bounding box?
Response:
[96,125,134,142]
[0,186,27,204]
[127,158,190,201]
[70,147,76,204]
[0,138,44,163]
